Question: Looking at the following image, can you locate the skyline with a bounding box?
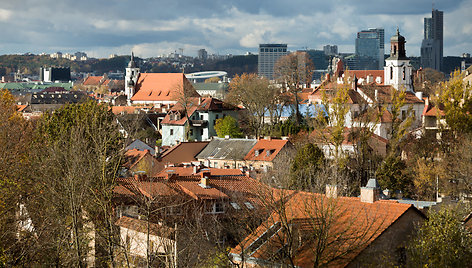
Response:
[0,0,471,58]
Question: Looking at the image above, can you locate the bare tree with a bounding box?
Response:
[274,52,314,125]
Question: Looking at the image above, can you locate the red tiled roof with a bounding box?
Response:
[422,102,445,117]
[131,73,199,102]
[347,70,385,85]
[83,76,103,86]
[244,139,290,161]
[16,104,28,112]
[357,85,423,104]
[123,149,149,169]
[110,105,153,115]
[231,191,421,267]
[177,180,229,200]
[309,87,364,105]
[155,167,243,178]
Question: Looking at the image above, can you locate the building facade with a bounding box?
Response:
[258,44,288,80]
[421,9,443,71]
[355,28,385,70]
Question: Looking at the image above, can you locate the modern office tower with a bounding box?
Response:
[323,45,338,56]
[355,28,385,70]
[258,44,288,80]
[421,9,443,71]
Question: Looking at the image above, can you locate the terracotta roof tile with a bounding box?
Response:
[231,191,421,267]
[244,139,290,161]
[83,76,103,86]
[131,73,199,102]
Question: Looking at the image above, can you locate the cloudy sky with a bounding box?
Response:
[0,0,470,58]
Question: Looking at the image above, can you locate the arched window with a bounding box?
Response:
[390,66,393,80]
[402,67,406,80]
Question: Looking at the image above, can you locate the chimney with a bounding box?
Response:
[415,91,423,101]
[360,178,380,203]
[326,185,338,198]
[199,169,211,188]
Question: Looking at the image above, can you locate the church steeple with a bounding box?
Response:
[384,28,413,92]
[387,27,408,60]
[125,51,140,104]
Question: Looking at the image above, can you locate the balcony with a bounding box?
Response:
[190,120,208,127]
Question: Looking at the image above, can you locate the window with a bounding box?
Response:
[390,66,393,80]
[200,129,204,136]
[230,202,241,210]
[170,129,174,135]
[402,67,406,80]
[255,150,259,156]
[244,202,255,209]
[189,129,193,136]
[200,114,204,120]
[206,202,225,214]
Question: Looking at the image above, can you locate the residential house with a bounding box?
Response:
[230,179,426,267]
[82,74,123,92]
[125,139,156,156]
[160,97,239,146]
[154,141,209,173]
[243,138,294,171]
[113,168,269,266]
[123,149,160,176]
[196,137,258,169]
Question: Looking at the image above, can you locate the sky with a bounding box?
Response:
[0,0,471,58]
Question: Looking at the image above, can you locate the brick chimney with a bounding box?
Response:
[199,169,211,188]
[360,178,380,203]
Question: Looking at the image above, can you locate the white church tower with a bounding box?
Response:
[384,28,413,92]
[125,52,140,104]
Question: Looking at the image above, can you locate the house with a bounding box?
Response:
[196,137,258,169]
[243,138,294,171]
[153,141,209,173]
[125,139,156,156]
[82,74,123,92]
[421,97,447,138]
[230,179,426,267]
[113,168,270,266]
[310,127,389,158]
[160,97,239,146]
[123,149,160,176]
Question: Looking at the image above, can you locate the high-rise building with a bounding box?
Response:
[355,28,385,70]
[198,49,208,61]
[421,9,443,71]
[258,44,288,80]
[323,45,338,56]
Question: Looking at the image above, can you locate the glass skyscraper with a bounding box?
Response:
[355,28,385,70]
[421,9,443,71]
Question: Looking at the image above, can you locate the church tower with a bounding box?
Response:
[384,28,413,92]
[125,52,140,103]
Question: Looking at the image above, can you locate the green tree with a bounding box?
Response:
[375,155,412,197]
[408,207,472,268]
[214,116,243,138]
[289,143,325,189]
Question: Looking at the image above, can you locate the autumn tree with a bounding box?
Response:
[274,51,314,124]
[0,90,34,265]
[408,207,472,268]
[227,73,280,137]
[435,69,472,135]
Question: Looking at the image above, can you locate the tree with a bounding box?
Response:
[408,207,472,268]
[436,69,472,134]
[214,116,243,138]
[289,143,325,190]
[274,51,314,124]
[0,90,34,266]
[172,80,200,141]
[227,73,279,137]
[29,100,124,267]
[375,155,413,197]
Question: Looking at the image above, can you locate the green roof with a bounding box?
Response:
[192,82,228,91]
[0,82,73,91]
